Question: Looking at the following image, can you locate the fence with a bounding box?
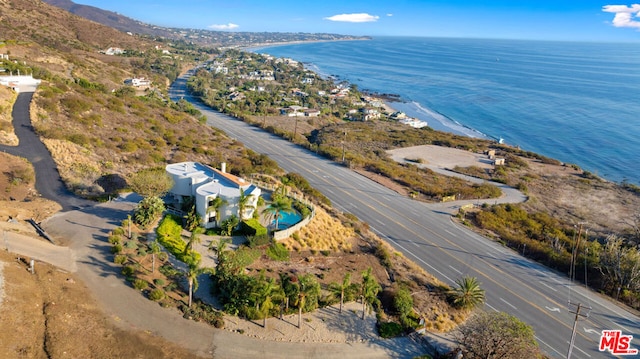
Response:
[251,178,316,241]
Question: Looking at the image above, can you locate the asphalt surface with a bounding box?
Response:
[4,88,429,358]
[170,70,640,359]
[0,91,93,211]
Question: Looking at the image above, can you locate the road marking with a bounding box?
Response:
[486,303,499,312]
[499,297,517,310]
[448,265,462,275]
[609,319,631,333]
[535,335,563,357]
[566,341,592,357]
[540,282,558,292]
[583,328,599,336]
[545,306,561,313]
[375,219,386,226]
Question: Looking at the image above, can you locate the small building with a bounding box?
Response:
[124,77,151,88]
[493,158,506,166]
[304,109,320,117]
[166,162,261,229]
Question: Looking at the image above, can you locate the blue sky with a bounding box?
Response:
[73,1,640,42]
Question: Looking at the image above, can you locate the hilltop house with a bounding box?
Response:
[165,162,261,228]
[124,77,151,88]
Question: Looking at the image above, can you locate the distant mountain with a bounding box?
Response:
[42,0,180,39]
[42,0,371,47]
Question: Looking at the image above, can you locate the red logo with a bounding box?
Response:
[599,330,638,355]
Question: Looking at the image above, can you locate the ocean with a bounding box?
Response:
[252,37,640,185]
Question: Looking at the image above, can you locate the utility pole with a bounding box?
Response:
[569,222,587,283]
[341,130,347,163]
[566,301,591,359]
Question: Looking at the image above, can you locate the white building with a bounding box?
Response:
[165,162,261,228]
[124,77,151,87]
[0,75,41,92]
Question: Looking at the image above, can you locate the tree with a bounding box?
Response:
[251,272,277,328]
[220,215,239,236]
[360,267,381,320]
[449,276,485,310]
[133,196,165,228]
[328,272,351,313]
[262,197,294,230]
[394,285,414,327]
[128,168,174,198]
[237,188,255,221]
[455,311,539,359]
[598,235,640,295]
[296,274,320,328]
[184,204,201,232]
[149,240,161,273]
[185,260,211,308]
[279,272,299,313]
[207,196,228,227]
[184,227,204,254]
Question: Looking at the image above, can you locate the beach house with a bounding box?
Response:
[165,162,261,228]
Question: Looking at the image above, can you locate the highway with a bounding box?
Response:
[170,71,640,358]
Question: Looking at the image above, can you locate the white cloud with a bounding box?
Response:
[602,4,640,29]
[208,23,239,30]
[387,14,393,17]
[323,13,379,23]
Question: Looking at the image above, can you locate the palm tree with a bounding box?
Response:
[251,273,277,328]
[207,196,227,227]
[184,204,201,232]
[237,188,255,221]
[184,227,204,254]
[262,197,294,230]
[449,276,485,310]
[296,274,320,328]
[279,272,298,314]
[185,260,212,308]
[361,267,381,320]
[149,240,161,273]
[328,272,351,313]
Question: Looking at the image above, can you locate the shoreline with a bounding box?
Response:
[241,37,371,52]
[247,43,494,142]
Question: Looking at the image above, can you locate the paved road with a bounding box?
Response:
[171,70,640,359]
[0,91,92,211]
[4,86,427,358]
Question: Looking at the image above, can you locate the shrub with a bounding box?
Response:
[133,279,149,291]
[111,244,123,254]
[108,234,121,244]
[154,278,165,286]
[112,227,125,236]
[121,265,135,277]
[149,288,165,301]
[113,254,127,265]
[240,218,268,236]
[266,242,290,261]
[247,234,271,248]
[378,321,404,338]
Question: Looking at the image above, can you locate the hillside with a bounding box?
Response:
[0,0,256,199]
[42,0,371,47]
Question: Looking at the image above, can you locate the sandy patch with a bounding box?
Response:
[387,145,493,170]
[222,301,379,344]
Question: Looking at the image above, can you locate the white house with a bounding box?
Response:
[124,77,151,87]
[165,162,261,228]
[0,75,41,92]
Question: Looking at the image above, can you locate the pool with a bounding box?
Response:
[268,208,302,230]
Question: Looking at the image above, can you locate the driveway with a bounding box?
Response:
[4,89,429,358]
